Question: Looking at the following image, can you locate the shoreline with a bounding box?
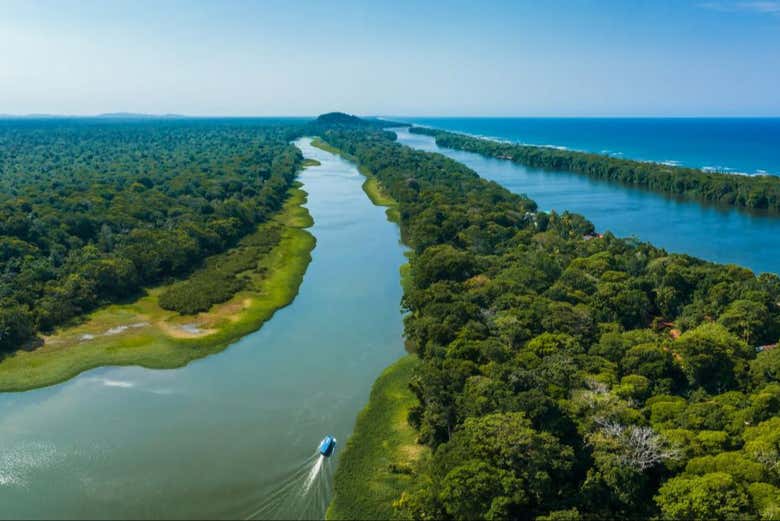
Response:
[410,126,780,215]
[326,355,427,521]
[402,119,780,177]
[314,137,424,520]
[0,183,316,392]
[310,137,401,223]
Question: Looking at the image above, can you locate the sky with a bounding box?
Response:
[1,0,779,117]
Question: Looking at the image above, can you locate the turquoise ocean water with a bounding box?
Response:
[398,117,780,176]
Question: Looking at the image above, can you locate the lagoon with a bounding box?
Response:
[395,127,780,276]
[401,117,780,176]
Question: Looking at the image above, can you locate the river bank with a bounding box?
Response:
[327,355,427,520]
[315,137,425,520]
[313,123,780,521]
[396,126,780,276]
[311,137,400,224]
[0,184,316,392]
[0,137,410,519]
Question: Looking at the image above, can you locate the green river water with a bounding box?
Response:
[0,139,407,519]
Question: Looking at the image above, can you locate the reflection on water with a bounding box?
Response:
[0,138,406,519]
[395,127,780,276]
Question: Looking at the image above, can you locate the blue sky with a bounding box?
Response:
[1,0,779,116]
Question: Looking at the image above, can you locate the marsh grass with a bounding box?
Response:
[314,137,401,224]
[315,138,421,520]
[326,355,428,520]
[0,185,315,391]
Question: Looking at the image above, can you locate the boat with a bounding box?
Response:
[318,435,337,457]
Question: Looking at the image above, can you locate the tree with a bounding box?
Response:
[621,343,682,392]
[440,461,524,521]
[675,323,753,393]
[0,305,34,352]
[750,348,780,387]
[589,421,680,472]
[718,299,771,345]
[433,412,575,515]
[742,418,780,482]
[747,482,780,520]
[525,332,582,358]
[655,472,752,520]
[412,244,478,288]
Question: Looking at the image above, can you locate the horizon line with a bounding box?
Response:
[2,112,780,119]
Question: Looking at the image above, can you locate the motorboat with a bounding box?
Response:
[318,435,337,457]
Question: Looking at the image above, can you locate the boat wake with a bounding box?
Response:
[244,452,334,520]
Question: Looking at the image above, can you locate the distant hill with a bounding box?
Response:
[316,112,371,125]
[97,112,186,119]
[0,112,187,119]
[315,112,408,127]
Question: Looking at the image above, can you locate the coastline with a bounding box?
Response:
[402,117,780,177]
[411,126,780,215]
[0,184,316,392]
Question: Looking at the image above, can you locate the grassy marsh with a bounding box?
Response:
[0,185,315,392]
[327,355,428,520]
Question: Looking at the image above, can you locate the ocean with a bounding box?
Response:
[397,117,780,176]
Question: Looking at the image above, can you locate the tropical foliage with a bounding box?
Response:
[323,123,780,520]
[0,119,303,351]
[411,126,780,213]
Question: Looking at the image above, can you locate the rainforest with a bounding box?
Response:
[319,122,780,520]
[0,115,778,520]
[4,1,780,518]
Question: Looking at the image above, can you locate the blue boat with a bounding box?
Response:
[318,435,337,457]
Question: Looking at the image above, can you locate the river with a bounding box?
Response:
[0,138,406,519]
[395,127,780,276]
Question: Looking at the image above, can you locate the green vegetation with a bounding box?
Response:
[0,184,315,391]
[302,158,321,167]
[321,123,780,520]
[158,223,282,314]
[412,126,780,213]
[3,112,778,518]
[0,119,305,353]
[327,355,429,521]
[314,112,407,129]
[322,136,413,519]
[311,136,341,155]
[363,177,400,223]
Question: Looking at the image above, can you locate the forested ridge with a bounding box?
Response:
[0,119,304,352]
[410,126,780,213]
[322,124,780,520]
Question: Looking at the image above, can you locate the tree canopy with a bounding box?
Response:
[0,119,304,351]
[321,123,780,519]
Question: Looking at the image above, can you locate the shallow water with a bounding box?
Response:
[0,138,406,519]
[395,127,780,276]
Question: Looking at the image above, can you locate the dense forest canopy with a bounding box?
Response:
[316,112,374,126]
[322,123,780,520]
[314,112,408,130]
[1,114,778,518]
[0,119,306,352]
[411,126,780,213]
